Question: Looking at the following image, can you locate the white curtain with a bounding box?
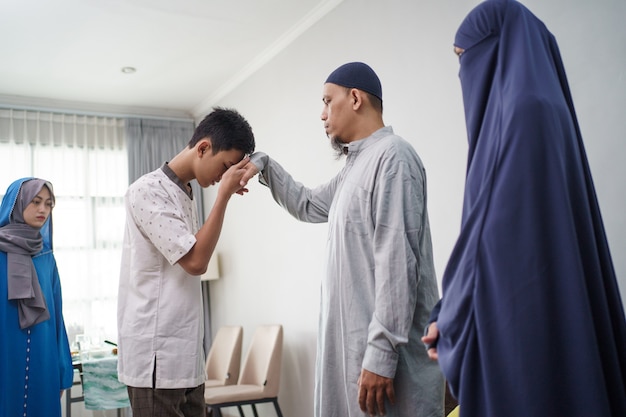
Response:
[0,108,127,349]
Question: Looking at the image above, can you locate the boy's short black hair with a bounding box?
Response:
[189,107,255,155]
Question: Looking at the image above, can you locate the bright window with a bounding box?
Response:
[0,109,127,349]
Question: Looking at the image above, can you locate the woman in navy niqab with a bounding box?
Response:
[0,177,73,417]
[436,0,626,416]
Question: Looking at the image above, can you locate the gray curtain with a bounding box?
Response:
[126,118,193,181]
[125,117,214,355]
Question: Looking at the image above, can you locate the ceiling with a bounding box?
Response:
[0,0,341,119]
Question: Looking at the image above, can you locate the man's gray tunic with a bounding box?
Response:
[251,126,444,417]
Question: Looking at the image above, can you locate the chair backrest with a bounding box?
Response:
[205,325,243,385]
[238,324,283,396]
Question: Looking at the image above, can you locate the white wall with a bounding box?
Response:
[203,1,626,416]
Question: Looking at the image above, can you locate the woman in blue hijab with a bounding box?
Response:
[425,1,626,416]
[0,178,74,417]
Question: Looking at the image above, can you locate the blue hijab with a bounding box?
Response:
[0,178,54,328]
[437,1,626,416]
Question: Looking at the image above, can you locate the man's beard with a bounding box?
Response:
[330,136,347,159]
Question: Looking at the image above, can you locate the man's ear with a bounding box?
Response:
[351,89,363,110]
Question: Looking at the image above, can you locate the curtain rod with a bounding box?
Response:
[0,101,195,123]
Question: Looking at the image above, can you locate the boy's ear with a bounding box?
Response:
[198,138,212,156]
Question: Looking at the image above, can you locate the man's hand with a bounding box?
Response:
[239,161,260,187]
[357,369,395,416]
[421,321,439,361]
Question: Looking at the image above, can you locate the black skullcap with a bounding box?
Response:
[325,62,382,102]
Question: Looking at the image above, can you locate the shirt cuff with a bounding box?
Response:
[249,152,267,171]
[249,152,269,186]
[362,344,399,379]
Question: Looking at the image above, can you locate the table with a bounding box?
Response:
[66,354,130,416]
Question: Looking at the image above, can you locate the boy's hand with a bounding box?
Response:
[218,157,250,197]
[239,161,260,187]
